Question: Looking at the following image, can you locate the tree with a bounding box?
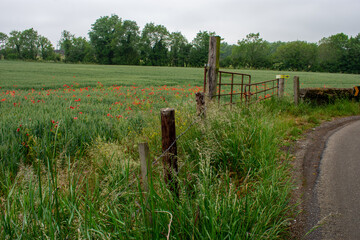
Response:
[111,20,140,65]
[318,33,349,72]
[59,30,95,63]
[169,32,189,67]
[274,41,318,71]
[21,28,39,60]
[7,30,23,59]
[232,33,270,69]
[70,37,94,63]
[140,23,170,66]
[59,30,74,61]
[344,33,360,73]
[38,36,55,60]
[189,31,216,67]
[220,42,234,67]
[6,28,40,60]
[89,14,122,64]
[0,32,8,59]
[268,41,286,69]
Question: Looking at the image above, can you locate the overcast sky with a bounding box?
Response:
[1,0,360,47]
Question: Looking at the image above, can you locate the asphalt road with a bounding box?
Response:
[290,116,360,239]
[317,120,360,239]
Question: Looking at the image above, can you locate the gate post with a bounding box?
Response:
[160,108,179,198]
[276,75,285,98]
[293,76,300,105]
[206,36,220,102]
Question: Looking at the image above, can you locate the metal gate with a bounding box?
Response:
[203,67,279,106]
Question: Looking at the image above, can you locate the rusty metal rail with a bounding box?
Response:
[203,67,278,106]
[245,79,278,105]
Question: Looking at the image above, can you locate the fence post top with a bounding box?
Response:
[276,75,290,79]
[161,108,175,115]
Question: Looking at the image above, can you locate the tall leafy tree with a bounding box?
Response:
[0,32,8,58]
[140,23,170,66]
[169,32,189,67]
[111,20,140,65]
[141,23,169,65]
[178,42,192,67]
[274,41,318,71]
[71,37,95,63]
[268,41,286,69]
[6,28,41,60]
[7,30,23,58]
[38,35,55,60]
[189,31,215,67]
[59,30,95,63]
[318,33,349,72]
[89,14,122,64]
[59,30,74,61]
[232,33,270,69]
[21,28,39,60]
[345,33,360,73]
[220,42,234,67]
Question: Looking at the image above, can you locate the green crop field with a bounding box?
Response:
[1,60,359,91]
[0,60,360,239]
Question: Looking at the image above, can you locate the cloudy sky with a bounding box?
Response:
[1,0,359,47]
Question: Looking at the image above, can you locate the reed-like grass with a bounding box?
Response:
[1,99,298,239]
[1,61,360,239]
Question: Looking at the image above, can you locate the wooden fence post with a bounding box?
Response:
[278,77,285,98]
[138,142,153,226]
[206,36,220,102]
[139,142,151,192]
[195,92,206,117]
[160,108,179,197]
[293,76,300,105]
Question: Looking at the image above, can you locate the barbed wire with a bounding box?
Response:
[151,105,207,167]
[116,102,207,196]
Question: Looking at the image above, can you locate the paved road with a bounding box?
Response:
[316,120,360,239]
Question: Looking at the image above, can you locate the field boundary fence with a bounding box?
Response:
[126,36,289,208]
[121,104,207,197]
[203,67,279,106]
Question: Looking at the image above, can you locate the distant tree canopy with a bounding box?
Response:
[1,28,56,61]
[1,14,359,74]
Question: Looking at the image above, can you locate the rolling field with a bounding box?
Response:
[1,60,359,91]
[1,60,360,239]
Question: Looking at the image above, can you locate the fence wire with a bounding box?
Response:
[118,103,207,194]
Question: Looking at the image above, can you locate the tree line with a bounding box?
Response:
[1,14,359,73]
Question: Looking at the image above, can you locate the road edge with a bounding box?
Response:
[289,115,360,239]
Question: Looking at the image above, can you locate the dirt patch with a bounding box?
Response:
[289,115,360,239]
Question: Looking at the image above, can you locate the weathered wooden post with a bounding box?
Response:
[195,92,205,117]
[138,142,152,225]
[276,75,285,98]
[206,36,221,102]
[139,142,151,192]
[160,108,179,197]
[293,76,300,105]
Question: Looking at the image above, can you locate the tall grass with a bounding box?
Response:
[2,97,360,239]
[1,97,298,239]
[1,61,360,239]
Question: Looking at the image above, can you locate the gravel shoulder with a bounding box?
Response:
[289,115,360,239]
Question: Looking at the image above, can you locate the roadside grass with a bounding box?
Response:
[2,96,359,239]
[0,100,294,239]
[1,61,360,239]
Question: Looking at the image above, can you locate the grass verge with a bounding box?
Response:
[2,96,359,239]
